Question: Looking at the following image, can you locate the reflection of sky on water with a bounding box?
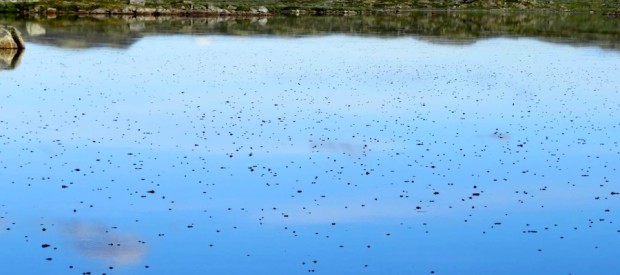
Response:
[65,221,147,265]
[0,35,619,274]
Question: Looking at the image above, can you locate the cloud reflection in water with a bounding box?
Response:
[65,222,147,265]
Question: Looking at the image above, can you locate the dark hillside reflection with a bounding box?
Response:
[1,12,620,50]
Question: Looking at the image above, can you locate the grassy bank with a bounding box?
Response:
[1,0,620,16]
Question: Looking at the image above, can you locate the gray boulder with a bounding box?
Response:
[0,26,25,49]
[128,0,145,5]
[257,6,268,13]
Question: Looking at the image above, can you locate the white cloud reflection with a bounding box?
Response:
[195,37,212,47]
[64,221,147,265]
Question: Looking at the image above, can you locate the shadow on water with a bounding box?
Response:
[0,11,619,50]
[0,48,23,69]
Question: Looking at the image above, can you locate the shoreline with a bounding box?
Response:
[1,1,620,17]
[1,8,619,18]
[3,8,619,52]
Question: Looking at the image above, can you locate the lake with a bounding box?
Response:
[1,12,619,274]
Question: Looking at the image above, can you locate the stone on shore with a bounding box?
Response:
[0,26,25,49]
[129,0,145,5]
[257,6,269,14]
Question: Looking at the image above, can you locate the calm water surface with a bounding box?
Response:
[1,14,620,274]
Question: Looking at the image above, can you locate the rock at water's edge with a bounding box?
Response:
[257,6,269,13]
[0,26,25,49]
[128,0,145,6]
[0,29,17,49]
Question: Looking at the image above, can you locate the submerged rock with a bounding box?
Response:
[26,22,46,36]
[0,48,24,70]
[0,26,25,49]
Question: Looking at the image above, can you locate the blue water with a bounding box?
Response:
[1,34,619,274]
